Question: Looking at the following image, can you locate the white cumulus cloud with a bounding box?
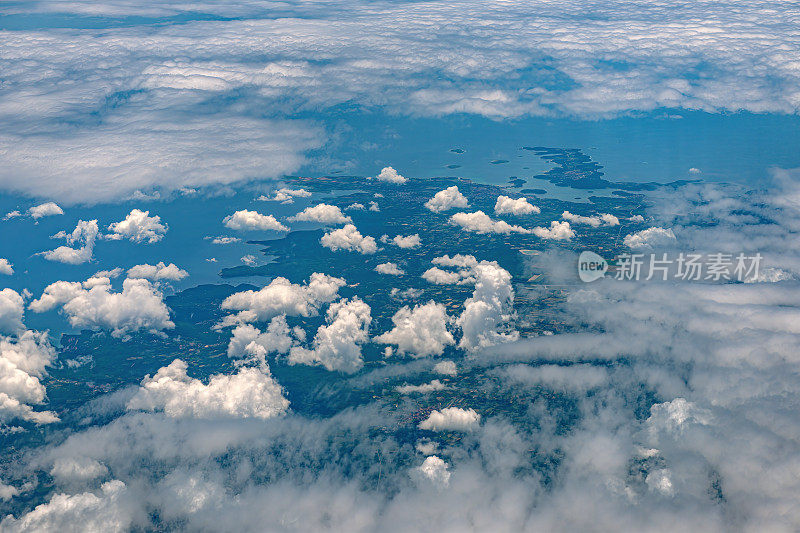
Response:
[127,262,188,282]
[623,227,677,250]
[28,202,63,219]
[106,209,167,243]
[375,262,405,276]
[532,221,575,241]
[29,277,174,337]
[223,210,288,232]
[260,187,311,204]
[419,407,480,431]
[320,224,377,254]
[0,480,134,533]
[226,317,302,368]
[289,298,372,373]
[42,219,98,265]
[375,167,407,184]
[425,186,469,213]
[288,204,351,225]
[562,211,619,227]
[415,455,451,487]
[495,196,540,215]
[127,359,288,419]
[0,330,58,425]
[390,234,422,249]
[0,259,12,276]
[220,273,345,325]
[457,261,519,351]
[0,289,25,335]
[374,301,454,357]
[450,211,529,234]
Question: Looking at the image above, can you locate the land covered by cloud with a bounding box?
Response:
[3,0,798,202]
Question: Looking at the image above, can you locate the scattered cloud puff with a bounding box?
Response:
[29,277,174,337]
[227,317,303,368]
[2,211,21,221]
[289,298,372,373]
[28,202,63,219]
[106,209,167,244]
[495,196,540,215]
[433,360,457,376]
[647,397,711,436]
[223,210,288,232]
[623,226,677,250]
[561,211,619,227]
[320,224,377,254]
[531,220,575,241]
[415,439,439,455]
[375,262,405,276]
[42,219,98,264]
[220,273,345,325]
[375,167,407,184]
[127,359,288,419]
[368,201,380,212]
[390,287,424,300]
[289,204,351,225]
[425,186,469,213]
[457,261,518,351]
[241,255,258,266]
[0,480,135,533]
[374,301,454,357]
[0,289,25,335]
[209,236,240,244]
[422,255,518,351]
[346,203,365,211]
[422,254,479,285]
[433,254,479,269]
[421,267,465,285]
[259,187,311,204]
[396,380,448,394]
[127,262,188,282]
[415,455,450,487]
[93,268,123,279]
[0,330,58,425]
[388,234,421,249]
[450,211,529,234]
[419,407,480,431]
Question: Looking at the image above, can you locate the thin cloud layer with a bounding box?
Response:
[2,0,800,202]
